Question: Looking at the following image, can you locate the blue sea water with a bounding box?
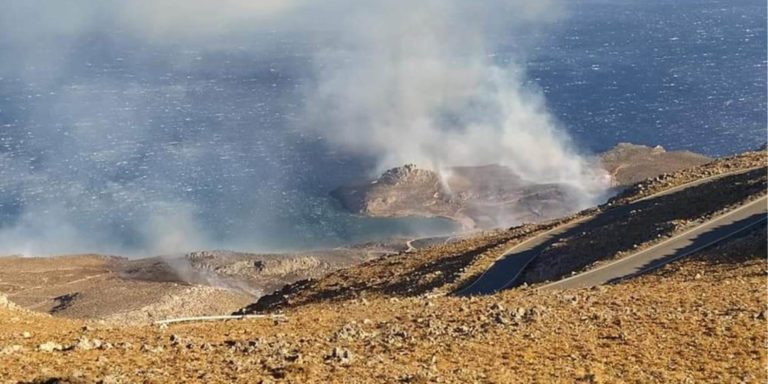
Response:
[0,0,764,254]
[535,0,766,155]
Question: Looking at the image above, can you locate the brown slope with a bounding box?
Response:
[0,224,764,383]
[240,149,765,314]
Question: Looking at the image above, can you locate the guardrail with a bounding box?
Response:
[154,314,286,326]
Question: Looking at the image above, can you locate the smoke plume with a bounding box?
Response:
[307,1,605,187]
[0,0,608,256]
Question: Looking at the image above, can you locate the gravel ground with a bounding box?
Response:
[0,225,764,383]
[0,150,764,383]
[241,150,766,312]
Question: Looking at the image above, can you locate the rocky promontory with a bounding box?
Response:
[600,142,711,185]
[332,143,712,228]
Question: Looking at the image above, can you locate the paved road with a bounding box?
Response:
[540,195,767,290]
[455,168,764,296]
[455,218,589,295]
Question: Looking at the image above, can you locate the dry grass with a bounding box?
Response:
[521,167,766,284]
[0,151,765,383]
[243,151,766,313]
[0,226,764,383]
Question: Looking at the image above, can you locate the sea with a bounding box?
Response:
[0,0,764,254]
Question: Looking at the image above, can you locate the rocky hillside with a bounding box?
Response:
[0,222,763,383]
[0,254,253,323]
[599,142,711,185]
[243,149,764,314]
[332,143,711,228]
[519,167,766,285]
[0,150,764,383]
[331,164,460,224]
[0,248,380,323]
[119,249,377,298]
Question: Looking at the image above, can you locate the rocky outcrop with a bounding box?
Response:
[185,251,327,278]
[331,143,712,228]
[332,164,582,229]
[117,249,375,300]
[0,293,18,310]
[331,164,456,220]
[600,143,711,186]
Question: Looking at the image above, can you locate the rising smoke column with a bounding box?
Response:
[306,0,609,200]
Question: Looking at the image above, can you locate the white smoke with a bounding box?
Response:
[307,1,608,197]
[0,0,609,256]
[116,0,302,41]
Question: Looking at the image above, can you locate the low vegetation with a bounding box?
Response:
[0,225,764,383]
[0,150,764,382]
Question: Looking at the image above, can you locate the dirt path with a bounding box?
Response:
[7,272,112,298]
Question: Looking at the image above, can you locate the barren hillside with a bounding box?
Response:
[244,150,765,313]
[0,150,764,383]
[0,222,764,383]
[0,248,379,322]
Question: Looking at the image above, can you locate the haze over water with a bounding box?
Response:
[0,0,765,255]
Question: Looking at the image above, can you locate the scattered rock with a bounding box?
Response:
[284,351,303,364]
[140,344,164,353]
[454,326,470,335]
[38,341,64,352]
[73,336,103,351]
[326,346,353,365]
[0,294,18,310]
[333,322,370,341]
[98,374,123,384]
[1,345,25,354]
[514,307,527,321]
[119,342,134,350]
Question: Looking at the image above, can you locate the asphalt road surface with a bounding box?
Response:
[540,195,767,290]
[456,168,765,296]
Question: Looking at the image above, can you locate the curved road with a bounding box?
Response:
[455,217,589,295]
[456,168,765,296]
[540,195,766,290]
